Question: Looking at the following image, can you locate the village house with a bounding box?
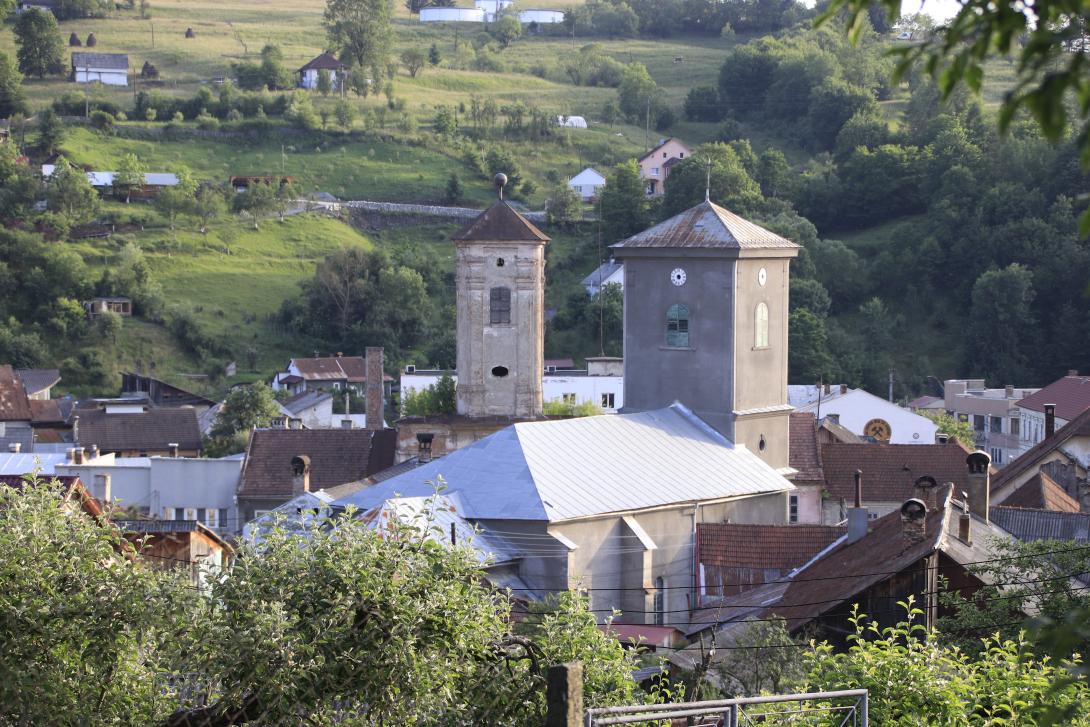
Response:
[0,474,105,520]
[581,259,624,296]
[71,52,129,86]
[72,400,202,457]
[943,378,1038,466]
[120,371,217,413]
[115,519,233,589]
[0,365,71,453]
[637,138,691,197]
[1017,371,1090,453]
[42,164,180,199]
[16,368,60,401]
[297,52,346,90]
[568,167,605,200]
[419,6,484,21]
[57,453,243,533]
[991,404,1090,509]
[229,175,296,193]
[15,0,57,13]
[271,351,391,397]
[790,383,937,444]
[235,426,396,523]
[84,296,132,319]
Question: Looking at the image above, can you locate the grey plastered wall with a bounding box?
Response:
[618,252,737,437]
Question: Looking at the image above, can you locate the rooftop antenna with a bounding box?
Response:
[494,172,507,201]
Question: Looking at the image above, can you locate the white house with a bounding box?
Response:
[297,53,346,90]
[42,165,179,189]
[519,8,566,23]
[790,384,938,444]
[402,357,625,413]
[71,53,129,86]
[568,167,605,200]
[581,259,624,296]
[558,115,588,129]
[420,6,485,21]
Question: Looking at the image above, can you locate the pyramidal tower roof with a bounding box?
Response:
[453,200,550,243]
[611,200,797,250]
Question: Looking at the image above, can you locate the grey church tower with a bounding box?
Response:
[452,176,549,418]
[611,200,799,470]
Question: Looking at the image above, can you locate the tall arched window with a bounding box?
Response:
[653,576,665,626]
[754,302,769,349]
[490,286,511,324]
[666,304,690,347]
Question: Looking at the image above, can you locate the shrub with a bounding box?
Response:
[89,109,114,133]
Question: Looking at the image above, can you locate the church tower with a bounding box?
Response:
[611,199,799,470]
[452,174,549,418]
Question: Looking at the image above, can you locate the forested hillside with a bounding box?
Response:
[0,0,1085,398]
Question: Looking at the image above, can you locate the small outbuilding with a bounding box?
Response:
[420,6,484,21]
[557,115,588,129]
[71,52,128,86]
[297,52,346,90]
[518,8,565,23]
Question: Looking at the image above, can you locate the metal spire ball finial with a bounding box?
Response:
[493,172,508,200]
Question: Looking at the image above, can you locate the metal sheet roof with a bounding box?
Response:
[364,495,521,564]
[990,506,1090,542]
[0,453,68,475]
[611,201,798,251]
[71,52,129,70]
[337,403,794,522]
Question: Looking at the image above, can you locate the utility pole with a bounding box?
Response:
[888,368,894,403]
[150,22,155,48]
[644,96,650,150]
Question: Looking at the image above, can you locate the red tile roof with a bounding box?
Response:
[698,522,845,570]
[821,442,972,503]
[1003,471,1079,512]
[29,399,64,425]
[1018,374,1090,421]
[0,365,32,422]
[789,412,824,483]
[992,407,1090,494]
[237,428,397,499]
[452,200,550,242]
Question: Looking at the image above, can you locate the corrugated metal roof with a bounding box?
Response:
[0,453,68,475]
[611,201,797,251]
[364,495,521,564]
[990,506,1090,542]
[337,403,793,522]
[72,52,128,70]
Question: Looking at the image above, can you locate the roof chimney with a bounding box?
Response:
[840,384,848,394]
[913,475,938,510]
[291,455,311,496]
[847,469,868,543]
[958,494,971,544]
[65,447,76,464]
[417,432,434,463]
[73,446,85,465]
[1045,404,1056,439]
[87,444,99,459]
[823,383,830,395]
[1069,370,1079,377]
[935,432,949,444]
[71,414,79,444]
[1005,385,1014,398]
[365,347,384,431]
[900,498,928,547]
[168,442,179,458]
[965,450,991,523]
[94,473,111,503]
[7,442,20,454]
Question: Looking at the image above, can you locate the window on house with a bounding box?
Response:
[206,509,220,528]
[789,494,799,524]
[1010,417,1020,436]
[679,152,685,158]
[653,576,665,626]
[601,393,615,408]
[666,304,690,347]
[490,286,511,324]
[990,416,1002,433]
[184,507,198,521]
[254,509,271,519]
[754,302,769,348]
[990,447,1003,464]
[973,415,985,431]
[562,393,576,404]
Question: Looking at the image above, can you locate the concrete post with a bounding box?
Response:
[545,661,583,727]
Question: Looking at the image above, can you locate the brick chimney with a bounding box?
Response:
[73,446,85,465]
[965,450,991,522]
[847,469,868,543]
[1045,404,1056,439]
[291,455,311,496]
[900,498,928,547]
[417,432,434,463]
[913,475,938,510]
[365,346,384,431]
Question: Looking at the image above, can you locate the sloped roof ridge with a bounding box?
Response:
[993,406,1090,492]
[452,200,550,242]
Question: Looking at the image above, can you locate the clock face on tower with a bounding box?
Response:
[670,268,687,286]
[864,418,892,442]
[758,267,768,286]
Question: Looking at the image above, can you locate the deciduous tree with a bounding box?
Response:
[47,158,98,227]
[14,9,63,79]
[324,0,391,77]
[114,153,147,204]
[599,159,648,243]
[400,47,426,78]
[0,51,28,119]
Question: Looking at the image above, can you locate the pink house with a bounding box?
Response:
[637,137,692,197]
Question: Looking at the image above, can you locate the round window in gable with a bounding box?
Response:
[496,258,505,267]
[491,366,509,377]
[759,435,767,452]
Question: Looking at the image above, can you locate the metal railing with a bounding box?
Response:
[586,689,868,726]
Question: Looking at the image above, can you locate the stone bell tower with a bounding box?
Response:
[453,173,549,418]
